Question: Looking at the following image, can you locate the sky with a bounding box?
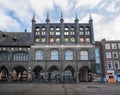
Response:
[0,0,120,41]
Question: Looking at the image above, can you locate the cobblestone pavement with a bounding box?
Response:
[0,82,120,95]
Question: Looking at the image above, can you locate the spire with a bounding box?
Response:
[31,13,36,23]
[32,13,36,21]
[60,11,64,23]
[47,12,49,20]
[46,12,50,23]
[74,13,79,23]
[89,11,93,21]
[61,12,63,19]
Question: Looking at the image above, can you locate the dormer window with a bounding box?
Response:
[12,37,19,42]
[2,34,8,38]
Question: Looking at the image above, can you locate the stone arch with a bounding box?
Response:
[79,66,91,82]
[32,65,44,80]
[47,65,60,83]
[0,65,9,80]
[11,65,27,81]
[12,65,27,74]
[63,65,75,83]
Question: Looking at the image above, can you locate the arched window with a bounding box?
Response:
[35,50,43,60]
[51,50,58,60]
[0,51,10,61]
[65,50,73,60]
[80,50,88,60]
[13,51,28,61]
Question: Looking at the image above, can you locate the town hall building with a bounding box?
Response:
[0,13,96,83]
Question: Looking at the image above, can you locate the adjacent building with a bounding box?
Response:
[96,39,120,82]
[0,14,96,83]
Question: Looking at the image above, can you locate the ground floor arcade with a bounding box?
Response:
[0,65,93,83]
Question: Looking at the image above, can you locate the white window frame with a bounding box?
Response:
[112,43,117,49]
[107,61,113,69]
[105,43,110,49]
[114,61,119,69]
[106,52,111,58]
[112,52,118,58]
[118,43,120,49]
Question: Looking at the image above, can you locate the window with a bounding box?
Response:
[36,28,40,31]
[80,50,88,60]
[36,32,40,35]
[95,48,100,64]
[80,31,84,35]
[113,52,118,58]
[50,31,54,35]
[13,52,28,61]
[35,50,43,60]
[79,27,84,31]
[56,27,60,31]
[41,27,45,31]
[105,43,110,49]
[114,61,119,69]
[64,32,69,35]
[0,51,10,61]
[64,27,69,31]
[56,32,60,35]
[42,32,46,35]
[107,61,113,69]
[106,52,111,58]
[112,43,117,49]
[65,50,73,60]
[118,43,120,49]
[71,27,74,31]
[50,27,54,31]
[85,31,90,35]
[51,50,58,60]
[85,27,89,31]
[70,32,75,35]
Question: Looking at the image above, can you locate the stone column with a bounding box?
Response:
[45,71,48,83]
[76,71,79,83]
[61,72,63,83]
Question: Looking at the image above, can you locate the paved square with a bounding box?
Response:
[0,83,120,95]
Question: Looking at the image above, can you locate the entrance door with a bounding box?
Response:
[63,71,73,83]
[79,67,90,82]
[48,66,60,83]
[33,66,44,82]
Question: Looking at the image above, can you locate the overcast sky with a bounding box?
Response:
[0,0,120,41]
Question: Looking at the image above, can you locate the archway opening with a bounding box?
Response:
[48,65,60,83]
[0,66,9,81]
[11,66,27,81]
[79,66,91,82]
[64,66,75,83]
[33,66,44,82]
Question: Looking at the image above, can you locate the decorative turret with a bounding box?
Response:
[31,13,36,24]
[74,13,79,23]
[60,12,64,23]
[46,12,50,23]
[89,13,95,44]
[31,13,36,43]
[74,13,79,44]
